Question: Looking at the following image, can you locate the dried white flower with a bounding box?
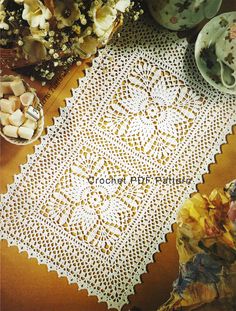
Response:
[91,1,117,41]
[73,35,99,59]
[55,0,81,29]
[0,38,8,45]
[22,0,52,29]
[80,36,99,58]
[22,35,47,62]
[49,30,55,36]
[0,2,9,30]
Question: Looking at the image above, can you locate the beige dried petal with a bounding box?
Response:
[115,0,131,12]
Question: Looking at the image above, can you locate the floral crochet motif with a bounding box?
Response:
[41,146,149,254]
[99,58,203,164]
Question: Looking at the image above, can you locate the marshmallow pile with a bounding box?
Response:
[0,77,40,141]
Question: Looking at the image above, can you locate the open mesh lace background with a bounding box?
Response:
[1,17,236,310]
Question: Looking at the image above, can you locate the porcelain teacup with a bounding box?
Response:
[147,0,222,31]
[215,23,236,89]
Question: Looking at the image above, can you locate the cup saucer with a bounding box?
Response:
[195,12,236,95]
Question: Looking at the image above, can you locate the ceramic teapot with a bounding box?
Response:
[147,0,222,31]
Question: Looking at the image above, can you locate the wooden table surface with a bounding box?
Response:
[1,2,236,311]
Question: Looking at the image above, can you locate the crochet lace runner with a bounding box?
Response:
[1,17,236,310]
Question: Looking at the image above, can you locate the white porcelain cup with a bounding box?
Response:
[147,0,222,31]
[215,23,236,89]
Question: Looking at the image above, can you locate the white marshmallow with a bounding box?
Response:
[20,92,35,107]
[3,125,18,138]
[25,106,40,121]
[18,126,34,140]
[9,109,25,126]
[23,118,37,130]
[0,111,10,126]
[0,98,15,113]
[10,79,26,96]
[8,96,21,110]
[0,81,13,95]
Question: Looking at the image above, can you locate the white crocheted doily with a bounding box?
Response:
[1,17,236,310]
